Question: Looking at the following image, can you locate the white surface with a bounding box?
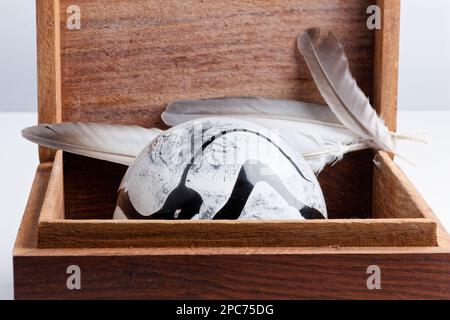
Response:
[0,113,38,300]
[395,111,450,228]
[0,111,449,300]
[1,1,450,111]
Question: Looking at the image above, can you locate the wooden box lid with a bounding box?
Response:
[38,0,400,161]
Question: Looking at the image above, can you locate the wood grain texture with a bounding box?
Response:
[37,0,62,162]
[14,253,450,300]
[59,0,374,126]
[37,218,438,249]
[374,0,400,131]
[38,151,64,222]
[14,163,53,251]
[14,171,450,299]
[13,190,450,300]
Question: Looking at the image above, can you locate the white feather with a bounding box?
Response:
[163,97,342,127]
[162,96,370,173]
[22,122,162,166]
[297,28,395,152]
[22,117,368,174]
[22,119,375,174]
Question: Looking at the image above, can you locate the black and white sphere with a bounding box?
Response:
[114,118,327,220]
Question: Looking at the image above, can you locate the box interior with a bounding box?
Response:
[35,151,438,249]
[63,152,374,220]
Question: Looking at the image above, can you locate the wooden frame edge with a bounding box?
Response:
[37,218,437,249]
[13,162,53,255]
[374,0,400,131]
[37,0,62,162]
[37,151,64,223]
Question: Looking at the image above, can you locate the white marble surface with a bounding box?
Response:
[0,111,448,300]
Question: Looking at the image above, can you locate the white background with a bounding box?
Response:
[1,0,450,300]
[0,0,37,112]
[399,0,450,111]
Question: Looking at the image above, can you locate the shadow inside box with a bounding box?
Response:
[63,150,374,221]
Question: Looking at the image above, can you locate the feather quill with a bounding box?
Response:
[297,28,395,152]
[22,122,162,166]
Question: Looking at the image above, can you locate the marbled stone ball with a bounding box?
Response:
[114,118,327,220]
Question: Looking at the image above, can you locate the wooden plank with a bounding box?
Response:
[38,151,65,222]
[36,0,61,162]
[374,0,400,131]
[37,219,437,249]
[14,252,450,300]
[59,0,375,126]
[14,163,53,252]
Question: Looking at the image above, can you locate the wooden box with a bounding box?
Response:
[14,0,450,299]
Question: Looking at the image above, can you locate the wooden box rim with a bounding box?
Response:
[33,151,445,249]
[14,154,450,255]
